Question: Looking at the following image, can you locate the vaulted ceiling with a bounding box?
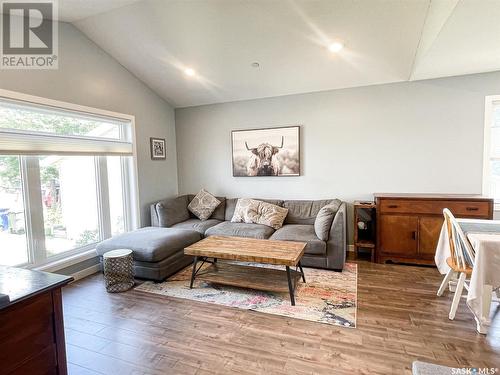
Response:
[59,0,500,108]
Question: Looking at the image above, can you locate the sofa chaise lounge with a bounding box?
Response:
[97,195,347,281]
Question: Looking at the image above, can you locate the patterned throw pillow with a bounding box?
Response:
[188,189,221,221]
[231,198,288,229]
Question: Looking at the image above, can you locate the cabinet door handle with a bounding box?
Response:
[411,231,417,240]
[466,207,479,211]
[388,204,398,208]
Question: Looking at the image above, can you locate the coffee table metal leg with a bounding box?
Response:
[189,256,198,289]
[286,266,295,306]
[298,261,306,283]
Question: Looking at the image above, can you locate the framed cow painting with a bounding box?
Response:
[231,125,300,177]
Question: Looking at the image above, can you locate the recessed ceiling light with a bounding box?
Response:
[251,62,260,68]
[328,42,344,53]
[184,68,196,77]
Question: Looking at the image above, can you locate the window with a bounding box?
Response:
[0,156,28,266]
[40,156,100,257]
[0,89,138,268]
[483,96,500,210]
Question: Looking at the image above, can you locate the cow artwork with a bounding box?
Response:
[231,126,300,177]
[245,137,283,176]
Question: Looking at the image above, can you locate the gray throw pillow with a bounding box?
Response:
[314,202,341,241]
[156,195,190,227]
[188,189,221,221]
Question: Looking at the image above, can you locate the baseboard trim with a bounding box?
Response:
[71,263,101,282]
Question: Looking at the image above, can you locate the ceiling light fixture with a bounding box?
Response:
[184,68,196,77]
[328,42,344,53]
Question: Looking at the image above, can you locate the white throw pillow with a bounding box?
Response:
[231,198,288,229]
[188,189,221,221]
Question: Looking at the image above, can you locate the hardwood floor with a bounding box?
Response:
[62,260,500,374]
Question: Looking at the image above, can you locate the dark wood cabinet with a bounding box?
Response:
[0,267,72,375]
[375,194,493,265]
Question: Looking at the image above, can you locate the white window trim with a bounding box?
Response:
[34,248,98,273]
[0,88,141,268]
[483,95,500,212]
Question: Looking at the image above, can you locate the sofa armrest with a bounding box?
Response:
[326,202,347,270]
[150,195,190,227]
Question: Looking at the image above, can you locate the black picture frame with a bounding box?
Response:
[150,137,166,160]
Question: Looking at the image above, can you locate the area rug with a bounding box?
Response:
[135,262,357,328]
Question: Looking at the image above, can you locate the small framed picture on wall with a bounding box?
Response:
[150,137,166,160]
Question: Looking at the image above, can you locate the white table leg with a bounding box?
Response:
[475,284,493,335]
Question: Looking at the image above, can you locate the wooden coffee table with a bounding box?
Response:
[184,236,306,305]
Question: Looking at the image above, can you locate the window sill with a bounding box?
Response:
[32,248,98,273]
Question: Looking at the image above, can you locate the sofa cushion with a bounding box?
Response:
[96,227,201,262]
[156,195,190,227]
[225,198,284,222]
[171,219,221,235]
[231,198,288,229]
[283,199,341,225]
[188,194,226,221]
[270,224,326,255]
[314,201,342,241]
[187,189,221,220]
[205,221,275,239]
[225,198,238,221]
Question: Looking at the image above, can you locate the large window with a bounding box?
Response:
[0,90,138,267]
[483,96,500,211]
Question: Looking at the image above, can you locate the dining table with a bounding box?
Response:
[435,218,500,334]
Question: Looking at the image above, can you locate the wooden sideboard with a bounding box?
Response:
[0,266,73,375]
[374,193,494,265]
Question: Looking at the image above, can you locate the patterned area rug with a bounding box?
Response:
[135,262,357,328]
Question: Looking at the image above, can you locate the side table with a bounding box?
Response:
[103,249,134,293]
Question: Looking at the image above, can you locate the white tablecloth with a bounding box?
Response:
[435,219,500,333]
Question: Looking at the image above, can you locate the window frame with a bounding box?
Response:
[0,88,140,269]
[483,95,500,211]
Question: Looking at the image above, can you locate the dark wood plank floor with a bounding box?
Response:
[62,260,500,374]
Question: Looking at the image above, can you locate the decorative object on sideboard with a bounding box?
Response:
[231,125,300,177]
[150,137,166,160]
[353,201,376,262]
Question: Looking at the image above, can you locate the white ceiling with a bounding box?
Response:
[64,0,500,108]
[59,0,142,22]
[411,0,500,80]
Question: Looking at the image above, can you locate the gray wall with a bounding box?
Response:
[176,71,500,240]
[0,22,178,226]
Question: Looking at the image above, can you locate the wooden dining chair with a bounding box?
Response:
[437,208,475,320]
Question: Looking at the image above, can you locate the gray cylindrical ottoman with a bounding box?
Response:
[102,249,134,293]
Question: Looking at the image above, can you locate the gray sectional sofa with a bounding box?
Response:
[98,195,347,281]
[154,195,346,267]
